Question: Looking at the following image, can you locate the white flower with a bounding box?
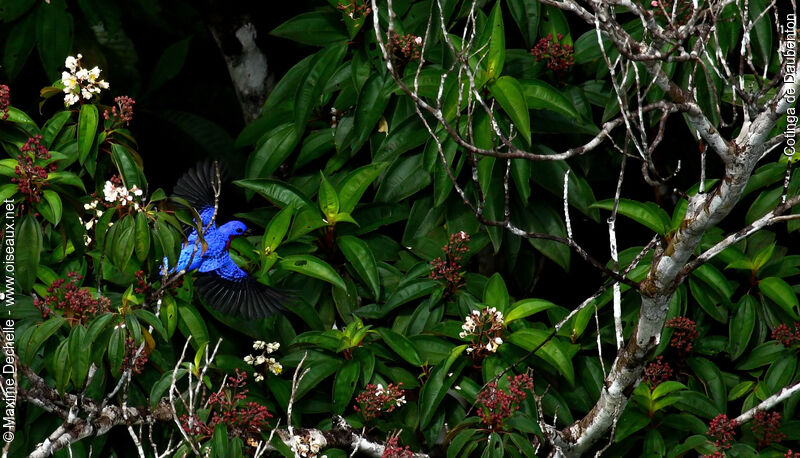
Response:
[255,355,266,365]
[266,342,280,353]
[64,92,79,106]
[455,385,462,390]
[494,337,503,346]
[414,36,423,45]
[81,88,93,100]
[254,373,264,382]
[471,309,480,316]
[96,210,103,217]
[64,55,80,72]
[97,80,109,89]
[84,220,94,230]
[253,340,266,350]
[76,68,89,81]
[83,203,92,210]
[396,395,406,405]
[88,66,101,82]
[243,354,255,365]
[130,185,143,196]
[61,71,78,90]
[458,331,468,338]
[376,384,384,395]
[103,181,118,202]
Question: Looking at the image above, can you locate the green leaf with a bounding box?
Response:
[245,123,300,179]
[419,344,467,428]
[652,381,687,399]
[505,298,557,323]
[111,215,135,271]
[485,1,506,80]
[19,316,66,365]
[68,325,90,388]
[481,432,504,458]
[520,79,580,120]
[149,37,191,93]
[134,212,151,262]
[375,154,431,202]
[133,309,168,341]
[352,73,390,152]
[294,45,347,133]
[506,0,540,48]
[736,341,788,371]
[332,359,360,414]
[3,13,36,80]
[178,301,210,350]
[270,11,349,46]
[110,143,146,189]
[356,279,441,319]
[212,423,229,458]
[591,198,671,234]
[17,213,42,293]
[78,104,99,164]
[687,357,726,412]
[35,0,74,80]
[39,189,62,225]
[337,162,390,213]
[520,202,570,270]
[42,110,72,147]
[108,327,126,375]
[54,338,71,393]
[337,236,380,299]
[483,273,509,312]
[447,429,479,458]
[758,276,800,319]
[150,369,187,407]
[278,255,346,290]
[262,206,293,254]
[488,76,530,145]
[507,329,574,385]
[235,179,315,210]
[615,407,650,442]
[318,173,339,218]
[728,295,756,360]
[377,328,424,366]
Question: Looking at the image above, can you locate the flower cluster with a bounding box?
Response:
[750,411,785,448]
[772,322,800,348]
[430,231,470,294]
[460,307,505,359]
[290,432,325,458]
[121,337,149,375]
[389,32,422,69]
[707,414,738,451]
[103,95,135,126]
[33,272,110,324]
[12,135,56,204]
[531,34,575,73]
[103,176,144,207]
[0,84,9,120]
[354,383,407,421]
[476,373,534,430]
[337,0,371,19]
[180,370,273,444]
[643,356,673,390]
[665,316,698,354]
[382,435,414,458]
[243,340,283,381]
[786,450,800,458]
[61,54,109,106]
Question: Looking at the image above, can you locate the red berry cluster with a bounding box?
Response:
[707,414,738,450]
[430,231,470,294]
[665,316,698,354]
[181,369,273,443]
[530,34,574,73]
[786,450,800,458]
[337,0,371,20]
[750,411,785,448]
[12,135,57,204]
[0,84,9,120]
[134,270,152,295]
[389,32,422,71]
[643,356,673,390]
[103,95,135,126]
[476,373,534,431]
[772,322,800,348]
[382,435,414,458]
[354,383,406,422]
[121,337,149,375]
[33,272,111,325]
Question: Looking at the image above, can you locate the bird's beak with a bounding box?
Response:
[243,228,254,237]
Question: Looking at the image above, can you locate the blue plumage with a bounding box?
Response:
[167,162,286,319]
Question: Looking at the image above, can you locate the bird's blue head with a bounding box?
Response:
[218,220,248,239]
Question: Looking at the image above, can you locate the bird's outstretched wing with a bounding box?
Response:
[172,161,221,227]
[194,253,287,319]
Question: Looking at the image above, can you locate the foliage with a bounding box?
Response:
[2,0,800,457]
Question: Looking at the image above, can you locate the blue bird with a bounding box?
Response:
[167,162,286,319]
